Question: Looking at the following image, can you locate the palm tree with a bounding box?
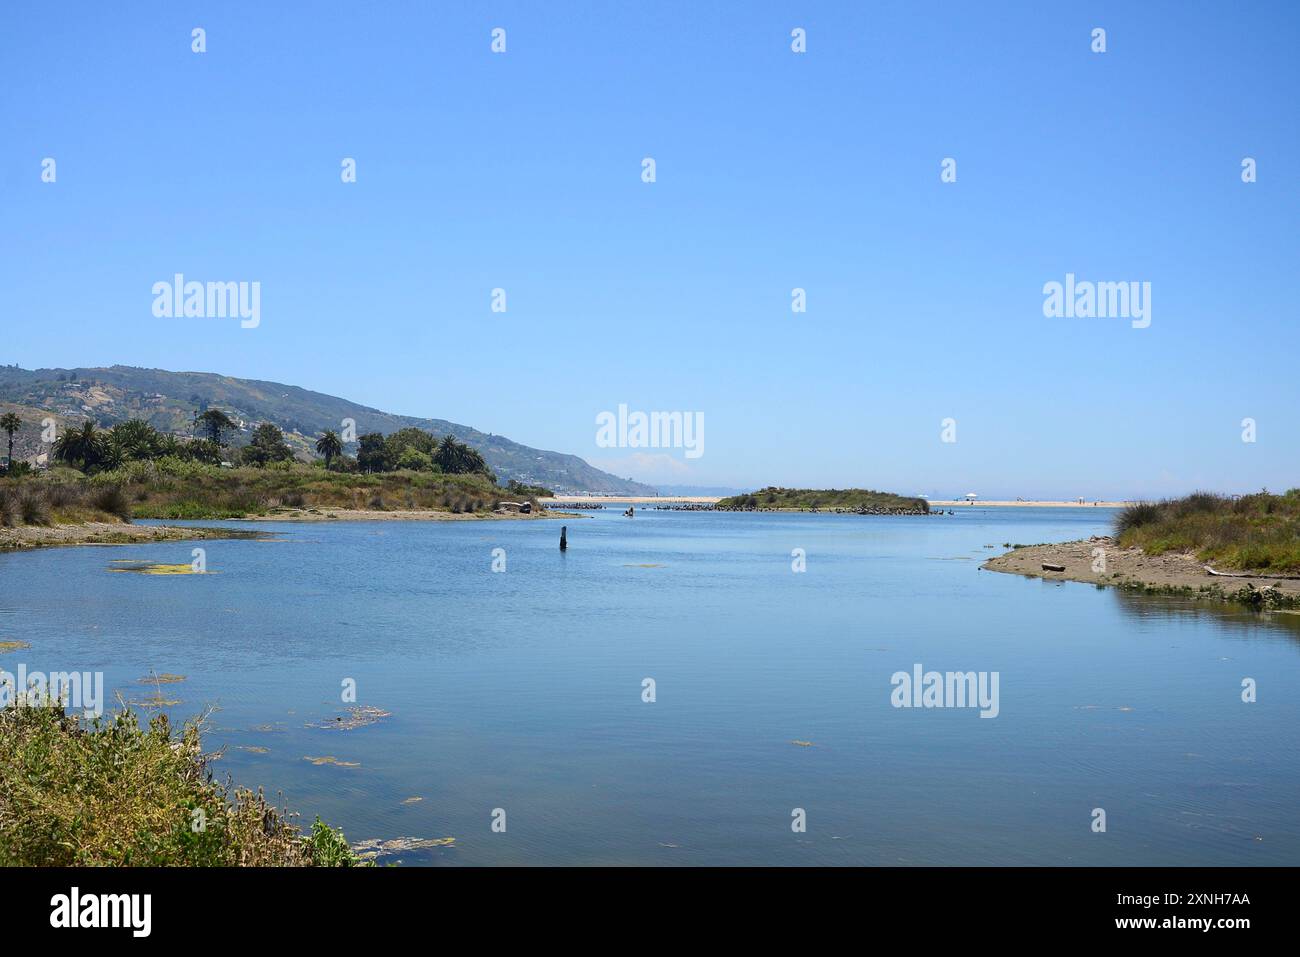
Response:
[195,409,236,444]
[0,412,21,470]
[52,421,104,471]
[108,419,162,462]
[316,430,343,470]
[434,434,466,473]
[434,434,491,478]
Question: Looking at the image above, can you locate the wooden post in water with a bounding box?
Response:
[559,526,567,551]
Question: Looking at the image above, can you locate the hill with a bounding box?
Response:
[0,364,653,495]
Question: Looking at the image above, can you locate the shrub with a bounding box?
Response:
[1114,501,1161,537]
[0,701,369,867]
[18,487,50,525]
[90,485,132,521]
[0,490,17,527]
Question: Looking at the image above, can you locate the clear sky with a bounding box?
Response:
[2,1,1297,499]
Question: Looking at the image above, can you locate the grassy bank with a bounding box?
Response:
[1116,490,1300,572]
[1,475,131,526]
[0,701,366,866]
[4,461,532,523]
[717,486,929,513]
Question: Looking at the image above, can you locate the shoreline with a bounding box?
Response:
[928,500,1131,508]
[226,506,575,523]
[982,537,1300,607]
[1,507,574,551]
[0,521,265,553]
[542,495,721,505]
[545,496,1132,508]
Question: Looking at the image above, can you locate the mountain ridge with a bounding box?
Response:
[0,364,654,495]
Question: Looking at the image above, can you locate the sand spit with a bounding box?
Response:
[0,522,261,552]
[983,537,1300,606]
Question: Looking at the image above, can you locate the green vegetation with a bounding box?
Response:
[46,417,222,472]
[1116,490,1300,572]
[717,486,929,513]
[119,461,513,518]
[354,427,494,481]
[2,471,132,526]
[0,700,367,866]
[243,422,294,467]
[36,411,501,483]
[505,479,554,499]
[4,458,529,524]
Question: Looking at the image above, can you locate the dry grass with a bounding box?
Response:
[1116,489,1300,572]
[1,475,131,528]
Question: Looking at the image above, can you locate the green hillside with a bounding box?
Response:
[0,364,652,495]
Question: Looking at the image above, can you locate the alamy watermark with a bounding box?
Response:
[1042,273,1150,329]
[50,887,151,937]
[891,664,999,718]
[1,665,105,718]
[152,274,260,328]
[595,404,704,459]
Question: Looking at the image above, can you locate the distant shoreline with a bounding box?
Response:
[229,507,573,523]
[542,495,722,504]
[928,500,1131,508]
[544,496,1131,508]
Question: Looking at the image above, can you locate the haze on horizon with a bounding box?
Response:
[2,1,1297,500]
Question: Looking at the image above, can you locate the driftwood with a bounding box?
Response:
[1041,563,1066,572]
[1204,565,1300,580]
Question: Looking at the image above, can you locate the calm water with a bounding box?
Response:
[2,506,1297,865]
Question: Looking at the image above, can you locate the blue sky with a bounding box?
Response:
[2,1,1297,498]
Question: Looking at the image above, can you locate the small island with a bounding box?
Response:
[716,487,930,514]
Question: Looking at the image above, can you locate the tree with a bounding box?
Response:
[395,447,433,471]
[507,479,552,499]
[316,430,343,470]
[195,409,236,444]
[186,439,223,465]
[434,434,465,473]
[0,412,21,470]
[434,434,492,478]
[356,432,390,473]
[385,427,435,460]
[244,423,294,467]
[108,419,162,462]
[156,434,185,458]
[52,421,105,472]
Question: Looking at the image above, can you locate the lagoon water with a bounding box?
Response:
[2,506,1297,865]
